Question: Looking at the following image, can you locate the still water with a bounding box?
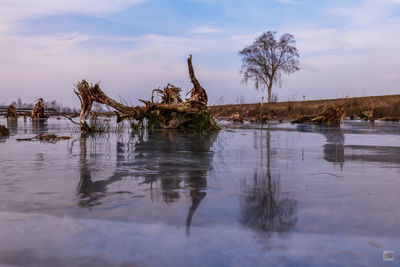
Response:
[0,118,399,266]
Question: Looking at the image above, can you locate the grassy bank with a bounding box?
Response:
[210,94,400,120]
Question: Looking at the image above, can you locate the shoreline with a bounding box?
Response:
[209,94,400,120]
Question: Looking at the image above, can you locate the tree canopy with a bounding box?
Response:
[239,31,300,103]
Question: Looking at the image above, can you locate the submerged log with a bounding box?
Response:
[291,104,345,127]
[6,105,17,118]
[73,55,218,133]
[16,134,71,143]
[31,98,48,118]
[0,125,10,136]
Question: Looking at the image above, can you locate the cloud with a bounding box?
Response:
[0,0,147,23]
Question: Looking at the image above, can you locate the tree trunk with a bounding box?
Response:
[267,84,272,103]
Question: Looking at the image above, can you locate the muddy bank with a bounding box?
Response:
[210,94,400,120]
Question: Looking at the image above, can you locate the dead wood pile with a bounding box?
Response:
[31,98,48,118]
[6,105,17,118]
[73,55,218,134]
[291,104,345,127]
[0,125,10,136]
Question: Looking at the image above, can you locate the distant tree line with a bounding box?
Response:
[0,97,109,114]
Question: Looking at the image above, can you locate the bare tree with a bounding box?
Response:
[239,31,299,103]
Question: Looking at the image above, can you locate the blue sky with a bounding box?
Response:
[0,0,399,107]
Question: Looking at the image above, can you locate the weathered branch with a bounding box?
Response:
[186,55,208,107]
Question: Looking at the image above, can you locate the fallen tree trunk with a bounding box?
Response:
[291,104,345,127]
[73,55,218,133]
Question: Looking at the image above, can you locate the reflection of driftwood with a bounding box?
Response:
[74,55,218,133]
[228,110,249,122]
[16,134,70,143]
[0,125,10,136]
[6,105,17,118]
[292,104,345,127]
[31,98,48,118]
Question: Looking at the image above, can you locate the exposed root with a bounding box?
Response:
[291,104,345,127]
[152,84,183,104]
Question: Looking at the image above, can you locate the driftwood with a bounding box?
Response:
[31,98,48,118]
[0,125,10,136]
[16,134,71,143]
[360,111,374,121]
[292,104,345,127]
[249,114,272,123]
[228,110,249,122]
[6,105,17,118]
[73,55,218,133]
[380,117,400,121]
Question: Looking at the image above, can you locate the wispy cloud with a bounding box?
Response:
[189,26,223,34]
[275,0,304,5]
[0,0,147,23]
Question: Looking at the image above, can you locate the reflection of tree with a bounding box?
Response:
[75,131,217,235]
[240,131,297,234]
[6,118,18,134]
[31,118,48,134]
[76,136,124,207]
[296,125,345,165]
[132,131,216,236]
[322,129,344,165]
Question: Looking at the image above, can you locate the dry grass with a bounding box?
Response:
[210,94,400,119]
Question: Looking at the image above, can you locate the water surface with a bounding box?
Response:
[0,118,399,266]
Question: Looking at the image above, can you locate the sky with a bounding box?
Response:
[0,0,399,107]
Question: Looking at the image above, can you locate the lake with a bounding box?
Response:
[0,117,399,266]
